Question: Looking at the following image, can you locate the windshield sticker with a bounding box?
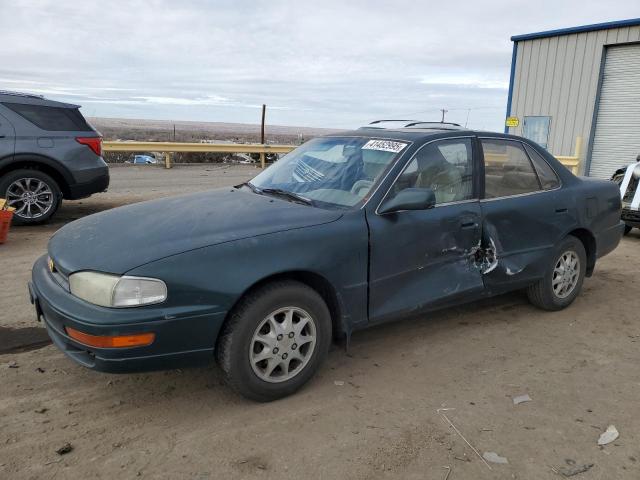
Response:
[362,139,408,153]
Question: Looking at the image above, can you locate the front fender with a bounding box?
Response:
[126,211,369,337]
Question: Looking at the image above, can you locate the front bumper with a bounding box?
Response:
[29,255,225,373]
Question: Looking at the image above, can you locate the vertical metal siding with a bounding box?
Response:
[507,25,640,173]
[588,43,640,178]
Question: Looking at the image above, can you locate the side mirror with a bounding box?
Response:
[378,188,436,214]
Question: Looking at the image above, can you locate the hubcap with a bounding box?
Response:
[552,250,580,299]
[249,306,317,383]
[6,178,54,219]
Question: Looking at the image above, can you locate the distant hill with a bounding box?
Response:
[89,117,340,145]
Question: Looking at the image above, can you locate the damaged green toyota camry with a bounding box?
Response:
[29,121,624,401]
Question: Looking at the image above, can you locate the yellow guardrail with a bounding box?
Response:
[102,141,296,168]
[103,137,583,174]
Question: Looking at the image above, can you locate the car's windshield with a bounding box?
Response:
[249,136,409,208]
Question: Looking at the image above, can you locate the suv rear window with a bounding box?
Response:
[2,103,92,131]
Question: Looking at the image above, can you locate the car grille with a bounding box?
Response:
[622,208,640,222]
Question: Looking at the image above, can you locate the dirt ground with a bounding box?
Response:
[1,165,639,479]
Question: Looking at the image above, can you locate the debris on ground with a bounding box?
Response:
[8,361,19,368]
[598,425,619,446]
[35,367,45,373]
[55,443,73,455]
[334,380,345,386]
[553,460,594,477]
[482,451,509,464]
[34,407,48,414]
[437,408,492,470]
[512,394,532,405]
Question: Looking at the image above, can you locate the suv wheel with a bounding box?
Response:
[216,280,332,401]
[526,235,587,311]
[0,169,62,225]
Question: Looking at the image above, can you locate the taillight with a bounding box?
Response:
[76,137,102,156]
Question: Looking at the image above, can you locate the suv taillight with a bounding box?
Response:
[76,137,102,156]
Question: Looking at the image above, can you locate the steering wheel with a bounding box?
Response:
[350,180,373,198]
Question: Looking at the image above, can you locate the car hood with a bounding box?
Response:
[49,188,343,274]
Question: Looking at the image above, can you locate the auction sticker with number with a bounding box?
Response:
[362,139,408,153]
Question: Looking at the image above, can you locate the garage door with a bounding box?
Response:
[588,43,640,179]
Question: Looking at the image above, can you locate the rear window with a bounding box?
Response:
[2,103,92,131]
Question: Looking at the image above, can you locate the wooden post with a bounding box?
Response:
[260,104,266,168]
[165,152,172,169]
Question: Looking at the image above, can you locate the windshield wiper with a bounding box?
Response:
[261,188,313,206]
[236,181,260,193]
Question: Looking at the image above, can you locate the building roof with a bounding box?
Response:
[512,17,640,42]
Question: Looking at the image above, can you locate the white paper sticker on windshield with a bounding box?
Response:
[362,139,408,153]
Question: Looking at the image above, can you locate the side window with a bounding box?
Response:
[1,103,92,131]
[392,138,474,205]
[524,144,560,190]
[481,139,541,198]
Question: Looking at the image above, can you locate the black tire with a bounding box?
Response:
[216,280,332,402]
[624,225,633,236]
[0,169,62,225]
[527,235,587,311]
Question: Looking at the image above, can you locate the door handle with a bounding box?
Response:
[460,220,477,229]
[555,207,568,213]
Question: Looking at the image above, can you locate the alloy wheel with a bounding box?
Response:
[249,306,317,383]
[552,250,580,299]
[6,178,54,219]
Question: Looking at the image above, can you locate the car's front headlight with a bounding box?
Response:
[68,271,167,308]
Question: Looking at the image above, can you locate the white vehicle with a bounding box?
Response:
[612,155,640,235]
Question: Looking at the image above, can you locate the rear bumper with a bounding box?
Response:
[67,167,109,199]
[596,221,625,259]
[29,255,224,373]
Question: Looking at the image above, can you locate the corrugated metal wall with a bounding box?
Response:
[507,25,640,172]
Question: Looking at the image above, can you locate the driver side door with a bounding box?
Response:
[367,137,484,324]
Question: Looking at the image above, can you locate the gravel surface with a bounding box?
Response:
[1,165,639,479]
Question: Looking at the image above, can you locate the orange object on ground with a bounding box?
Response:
[0,209,13,244]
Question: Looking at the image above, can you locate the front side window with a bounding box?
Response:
[250,137,409,208]
[389,138,474,205]
[482,139,541,198]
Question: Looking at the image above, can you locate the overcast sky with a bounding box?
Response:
[1,1,638,131]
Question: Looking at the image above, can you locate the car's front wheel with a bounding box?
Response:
[216,280,332,401]
[0,169,62,225]
[527,235,587,311]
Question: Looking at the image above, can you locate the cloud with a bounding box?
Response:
[1,0,639,131]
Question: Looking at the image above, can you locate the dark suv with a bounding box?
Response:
[0,91,109,225]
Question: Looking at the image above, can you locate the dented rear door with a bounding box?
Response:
[478,137,563,294]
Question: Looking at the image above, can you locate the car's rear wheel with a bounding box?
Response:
[527,235,587,311]
[0,169,62,225]
[624,225,633,235]
[216,280,332,401]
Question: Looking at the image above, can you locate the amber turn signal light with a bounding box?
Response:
[65,327,155,348]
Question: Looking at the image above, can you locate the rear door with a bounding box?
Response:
[479,137,563,293]
[367,137,484,324]
[0,111,15,161]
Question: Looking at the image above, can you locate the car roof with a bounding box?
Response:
[0,90,80,108]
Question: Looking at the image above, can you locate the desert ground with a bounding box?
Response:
[1,165,639,479]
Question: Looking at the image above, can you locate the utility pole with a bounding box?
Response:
[260,104,266,168]
[440,108,448,123]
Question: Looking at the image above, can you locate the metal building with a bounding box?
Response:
[505,18,640,178]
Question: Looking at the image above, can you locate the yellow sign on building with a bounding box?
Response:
[505,116,519,127]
